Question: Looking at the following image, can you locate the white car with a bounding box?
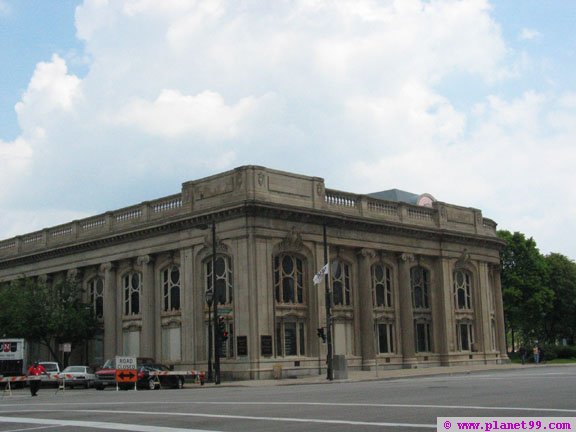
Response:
[60,365,96,388]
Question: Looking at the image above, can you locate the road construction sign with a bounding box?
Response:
[115,369,137,383]
[116,356,136,370]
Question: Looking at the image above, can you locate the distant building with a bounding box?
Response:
[0,166,508,379]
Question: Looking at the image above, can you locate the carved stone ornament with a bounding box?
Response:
[99,262,115,274]
[137,255,154,266]
[357,248,376,259]
[455,249,472,268]
[316,182,324,196]
[204,236,229,254]
[236,172,243,190]
[277,227,304,252]
[257,172,265,187]
[400,253,416,263]
[66,268,82,281]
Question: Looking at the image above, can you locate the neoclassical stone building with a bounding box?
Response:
[0,166,508,379]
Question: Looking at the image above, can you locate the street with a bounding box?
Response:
[1,365,575,431]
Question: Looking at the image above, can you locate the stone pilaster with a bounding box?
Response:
[357,248,376,370]
[180,247,195,364]
[99,262,117,360]
[434,257,452,365]
[398,253,417,367]
[138,255,156,358]
[491,265,508,358]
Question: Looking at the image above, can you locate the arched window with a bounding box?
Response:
[372,263,393,307]
[123,271,141,316]
[274,254,304,304]
[411,266,430,309]
[162,265,181,312]
[453,269,472,310]
[332,261,351,306]
[88,277,104,319]
[205,255,233,305]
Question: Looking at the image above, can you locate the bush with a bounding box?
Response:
[554,345,576,359]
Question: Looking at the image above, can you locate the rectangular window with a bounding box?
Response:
[377,323,394,353]
[162,327,181,362]
[284,322,297,356]
[457,322,473,351]
[275,319,306,357]
[122,330,140,357]
[415,322,431,353]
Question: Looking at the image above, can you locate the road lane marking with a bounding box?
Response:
[0,416,217,432]
[0,410,436,429]
[3,401,574,414]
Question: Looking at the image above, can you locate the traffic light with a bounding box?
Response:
[217,316,228,341]
[317,327,326,343]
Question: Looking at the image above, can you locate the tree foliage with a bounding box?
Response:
[499,230,576,347]
[0,276,98,362]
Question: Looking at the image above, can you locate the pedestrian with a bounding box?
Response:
[519,346,527,365]
[533,345,540,364]
[27,360,47,396]
[539,347,545,364]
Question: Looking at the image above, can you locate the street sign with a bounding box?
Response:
[115,369,137,383]
[115,356,136,370]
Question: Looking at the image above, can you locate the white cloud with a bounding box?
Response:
[519,28,541,41]
[1,0,576,259]
[116,89,265,140]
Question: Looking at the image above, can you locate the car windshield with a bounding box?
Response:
[63,366,85,373]
[41,363,58,372]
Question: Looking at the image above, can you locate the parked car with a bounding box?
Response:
[59,365,96,388]
[94,357,155,390]
[38,361,61,386]
[136,364,186,390]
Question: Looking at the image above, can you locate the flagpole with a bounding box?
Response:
[323,222,334,381]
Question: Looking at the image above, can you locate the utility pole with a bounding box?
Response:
[323,223,333,381]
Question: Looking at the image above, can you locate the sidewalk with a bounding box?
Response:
[218,362,548,388]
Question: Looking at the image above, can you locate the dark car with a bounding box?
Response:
[94,357,155,390]
[137,364,185,390]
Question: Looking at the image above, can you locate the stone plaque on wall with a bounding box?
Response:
[237,336,248,356]
[261,335,273,357]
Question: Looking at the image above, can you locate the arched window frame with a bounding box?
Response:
[88,277,104,320]
[372,263,393,308]
[453,269,472,310]
[204,255,233,305]
[332,260,352,307]
[123,271,142,316]
[411,266,430,309]
[161,264,181,312]
[274,253,305,305]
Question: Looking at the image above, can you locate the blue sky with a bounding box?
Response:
[1,0,576,259]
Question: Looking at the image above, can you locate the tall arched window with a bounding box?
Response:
[88,277,104,319]
[411,266,430,309]
[205,255,233,305]
[453,269,472,310]
[274,254,304,304]
[372,263,393,307]
[332,261,351,306]
[162,265,181,312]
[123,271,141,316]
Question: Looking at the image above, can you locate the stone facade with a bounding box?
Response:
[0,166,508,379]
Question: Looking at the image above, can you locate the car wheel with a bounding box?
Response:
[95,384,103,391]
[148,379,157,390]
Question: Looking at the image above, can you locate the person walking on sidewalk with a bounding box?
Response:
[533,345,540,364]
[27,361,47,396]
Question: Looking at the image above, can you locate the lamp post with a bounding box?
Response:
[205,286,213,382]
[323,223,334,381]
[211,220,221,385]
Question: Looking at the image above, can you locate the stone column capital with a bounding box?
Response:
[398,252,416,263]
[99,262,116,273]
[357,248,376,259]
[137,254,154,266]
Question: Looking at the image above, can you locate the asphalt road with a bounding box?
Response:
[1,365,575,431]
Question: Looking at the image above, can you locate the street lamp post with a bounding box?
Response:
[212,220,221,385]
[205,287,213,382]
[323,223,334,381]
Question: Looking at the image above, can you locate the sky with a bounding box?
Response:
[1,0,575,260]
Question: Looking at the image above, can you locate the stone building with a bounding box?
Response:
[0,166,508,379]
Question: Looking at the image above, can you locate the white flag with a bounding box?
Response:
[313,263,329,285]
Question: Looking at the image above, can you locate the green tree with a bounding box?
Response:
[0,276,97,363]
[544,253,576,344]
[498,230,553,347]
